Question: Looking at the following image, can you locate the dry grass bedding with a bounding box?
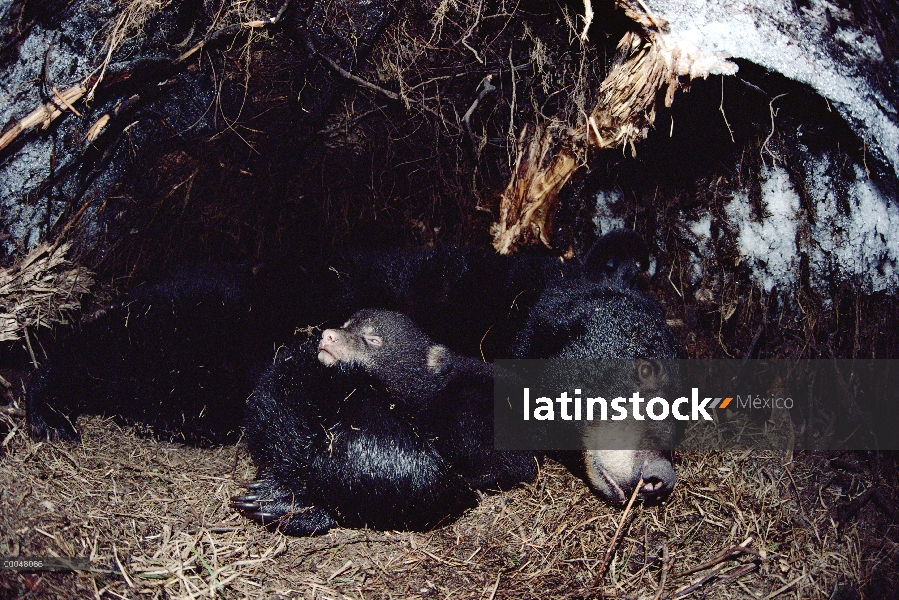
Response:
[1,412,896,599]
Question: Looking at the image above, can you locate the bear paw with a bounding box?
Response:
[230,479,337,536]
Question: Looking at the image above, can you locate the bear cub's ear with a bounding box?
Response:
[426,345,452,376]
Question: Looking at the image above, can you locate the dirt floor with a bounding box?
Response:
[1,412,896,599]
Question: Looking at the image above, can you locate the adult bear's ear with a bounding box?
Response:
[583,229,649,288]
[426,345,452,375]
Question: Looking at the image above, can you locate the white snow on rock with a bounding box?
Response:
[593,190,627,235]
[669,159,899,295]
[804,161,899,292]
[631,0,899,294]
[655,31,738,79]
[726,165,801,294]
[595,159,899,294]
[645,0,899,179]
[686,213,712,284]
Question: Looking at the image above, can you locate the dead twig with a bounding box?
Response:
[0,406,25,418]
[463,75,496,147]
[671,537,757,578]
[304,37,401,102]
[719,75,735,143]
[580,0,594,42]
[668,562,758,599]
[763,573,807,599]
[0,85,88,152]
[176,0,295,64]
[651,540,669,600]
[592,466,645,587]
[458,0,485,64]
[761,93,788,164]
[51,87,82,117]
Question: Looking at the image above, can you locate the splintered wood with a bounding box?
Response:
[490,126,578,254]
[491,0,707,254]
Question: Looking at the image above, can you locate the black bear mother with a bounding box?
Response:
[25,229,680,535]
[25,244,567,444]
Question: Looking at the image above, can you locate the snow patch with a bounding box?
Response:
[727,165,801,293]
[689,214,711,242]
[685,214,712,283]
[655,31,738,79]
[593,190,627,234]
[595,158,899,295]
[804,160,899,292]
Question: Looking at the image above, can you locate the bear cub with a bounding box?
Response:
[234,337,479,536]
[318,309,537,492]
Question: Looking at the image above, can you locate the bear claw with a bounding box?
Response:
[241,480,269,490]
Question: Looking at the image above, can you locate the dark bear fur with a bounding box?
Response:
[26,247,570,443]
[235,227,679,533]
[318,309,538,492]
[512,279,678,361]
[582,228,650,288]
[27,263,267,444]
[25,258,346,443]
[327,247,575,359]
[514,228,674,361]
[513,229,680,502]
[234,339,477,535]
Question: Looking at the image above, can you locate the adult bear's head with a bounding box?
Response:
[513,229,679,502]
